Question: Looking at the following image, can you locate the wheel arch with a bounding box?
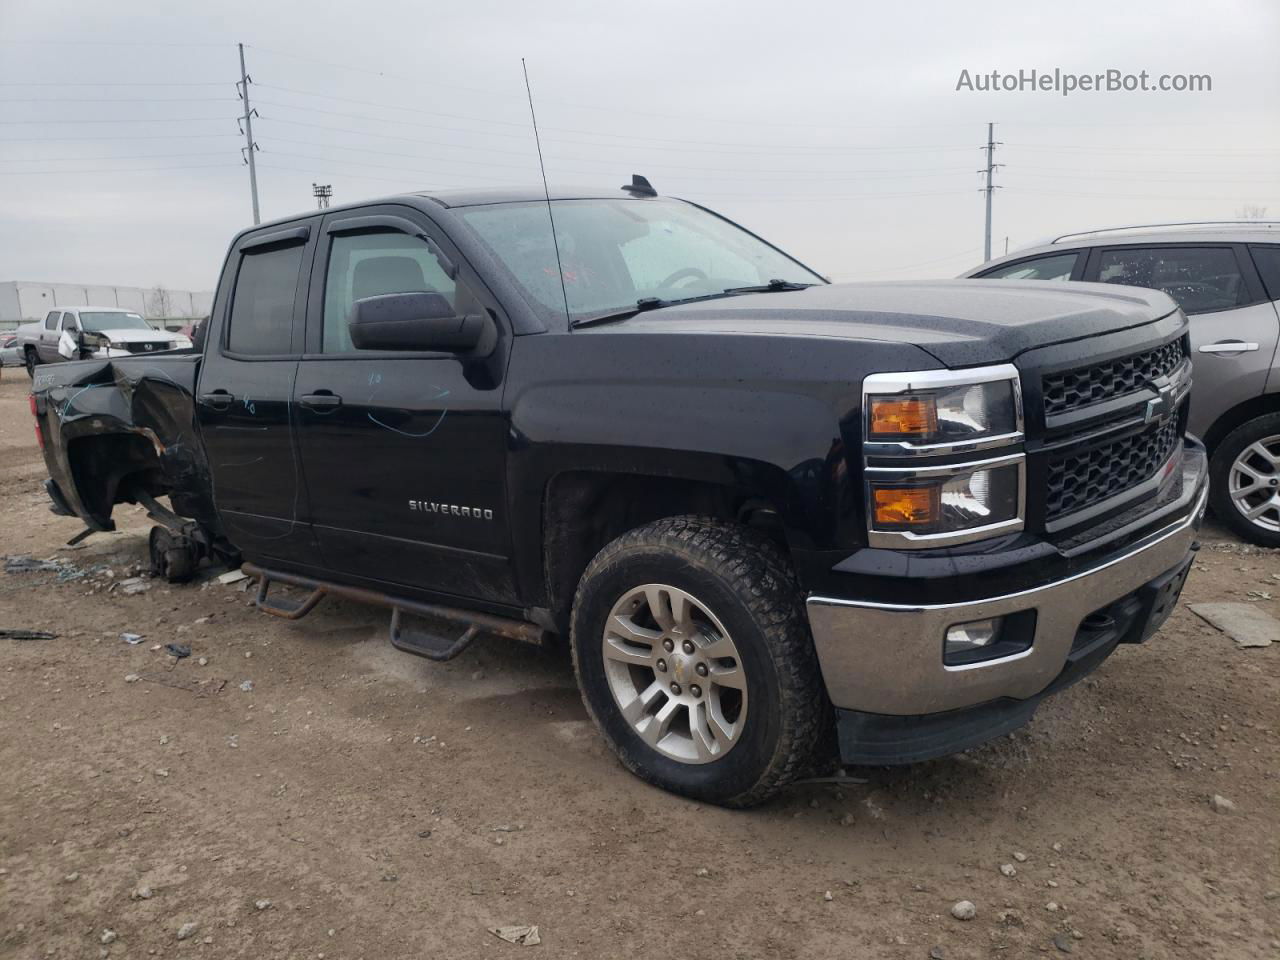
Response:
[1202,392,1280,454]
[536,462,798,634]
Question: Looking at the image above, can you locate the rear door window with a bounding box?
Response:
[1248,245,1280,301]
[1095,246,1248,314]
[227,243,305,355]
[980,252,1080,281]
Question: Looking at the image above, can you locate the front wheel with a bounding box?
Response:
[24,349,38,379]
[1210,413,1280,547]
[570,516,827,807]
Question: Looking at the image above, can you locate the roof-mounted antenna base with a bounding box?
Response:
[621,174,657,197]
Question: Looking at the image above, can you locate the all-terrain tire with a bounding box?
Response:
[570,515,828,807]
[1209,412,1280,548]
[25,348,39,379]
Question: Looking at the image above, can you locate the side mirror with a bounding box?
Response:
[348,292,496,356]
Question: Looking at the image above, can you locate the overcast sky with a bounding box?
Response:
[2,0,1278,291]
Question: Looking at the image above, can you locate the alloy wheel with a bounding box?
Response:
[1228,435,1280,534]
[600,583,748,764]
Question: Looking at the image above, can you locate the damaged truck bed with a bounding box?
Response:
[32,357,230,565]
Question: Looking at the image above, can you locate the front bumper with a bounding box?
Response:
[806,453,1208,719]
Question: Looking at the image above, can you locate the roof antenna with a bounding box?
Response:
[521,58,572,328]
[621,174,657,197]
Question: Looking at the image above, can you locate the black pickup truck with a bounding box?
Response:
[31,181,1208,806]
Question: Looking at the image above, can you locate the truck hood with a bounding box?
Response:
[95,329,180,344]
[596,279,1179,367]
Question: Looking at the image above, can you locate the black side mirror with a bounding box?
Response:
[348,292,496,356]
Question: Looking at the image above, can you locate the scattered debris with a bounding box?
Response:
[1209,794,1237,814]
[1,628,56,641]
[154,768,169,778]
[1052,933,1075,953]
[1188,603,1278,648]
[254,898,271,911]
[491,823,524,833]
[929,948,947,960]
[489,925,541,946]
[134,673,226,697]
[5,556,62,574]
[119,577,150,596]
[999,863,1017,877]
[64,872,79,883]
[1046,901,1060,912]
[176,921,199,941]
[99,930,117,945]
[218,569,249,585]
[951,900,976,921]
[121,633,144,645]
[822,890,833,901]
[1013,851,1028,862]
[197,657,209,666]
[417,830,432,839]
[131,885,153,900]
[124,674,141,683]
[165,642,191,659]
[694,867,710,878]
[239,680,254,692]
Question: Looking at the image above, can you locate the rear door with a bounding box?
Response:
[292,205,517,603]
[1084,243,1279,438]
[196,220,322,566]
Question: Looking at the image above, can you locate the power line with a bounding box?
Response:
[0,132,242,141]
[0,96,237,103]
[0,116,240,125]
[0,151,233,162]
[2,162,242,175]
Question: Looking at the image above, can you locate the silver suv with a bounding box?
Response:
[963,222,1280,547]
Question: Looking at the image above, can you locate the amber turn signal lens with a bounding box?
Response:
[872,486,938,527]
[869,396,937,438]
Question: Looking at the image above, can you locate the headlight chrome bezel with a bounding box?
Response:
[862,364,1026,549]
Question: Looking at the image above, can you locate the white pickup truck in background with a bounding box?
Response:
[17,305,191,376]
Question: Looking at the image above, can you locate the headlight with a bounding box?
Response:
[863,364,1025,548]
[867,378,1019,445]
[869,459,1022,536]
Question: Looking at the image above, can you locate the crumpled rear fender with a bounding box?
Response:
[35,357,219,535]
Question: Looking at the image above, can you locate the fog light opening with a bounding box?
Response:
[945,617,1003,663]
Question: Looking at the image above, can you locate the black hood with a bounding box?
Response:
[597,279,1180,367]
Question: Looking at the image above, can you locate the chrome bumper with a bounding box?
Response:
[806,483,1208,716]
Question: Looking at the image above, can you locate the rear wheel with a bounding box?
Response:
[1210,413,1280,547]
[571,516,827,807]
[24,348,38,379]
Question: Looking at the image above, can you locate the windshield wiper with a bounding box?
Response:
[570,296,676,329]
[721,278,816,294]
[570,280,816,329]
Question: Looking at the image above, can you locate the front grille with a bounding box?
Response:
[1046,418,1181,520]
[1042,339,1186,417]
[122,341,171,354]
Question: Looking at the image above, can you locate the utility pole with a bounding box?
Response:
[979,122,1002,262]
[312,183,332,209]
[237,43,261,225]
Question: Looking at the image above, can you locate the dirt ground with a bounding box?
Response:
[0,372,1276,960]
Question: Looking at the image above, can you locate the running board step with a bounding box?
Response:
[389,609,479,662]
[241,563,547,658]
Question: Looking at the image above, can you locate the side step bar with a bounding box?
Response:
[241,563,546,662]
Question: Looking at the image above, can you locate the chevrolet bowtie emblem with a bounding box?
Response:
[1144,381,1176,425]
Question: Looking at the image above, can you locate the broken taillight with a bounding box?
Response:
[29,393,44,451]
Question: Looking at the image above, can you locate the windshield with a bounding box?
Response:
[78,312,152,333]
[458,198,824,322]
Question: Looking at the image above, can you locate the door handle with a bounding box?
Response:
[198,390,233,410]
[1199,341,1260,354]
[299,391,343,410]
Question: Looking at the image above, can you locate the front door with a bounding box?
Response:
[1086,243,1280,438]
[196,220,321,566]
[293,206,516,604]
